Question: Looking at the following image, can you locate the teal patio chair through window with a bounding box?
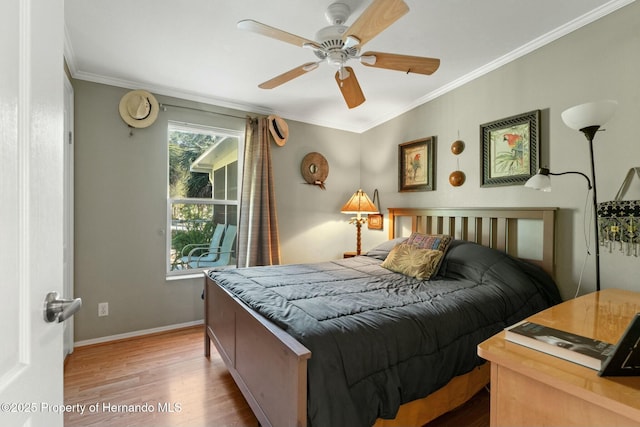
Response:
[176,223,225,269]
[190,224,237,268]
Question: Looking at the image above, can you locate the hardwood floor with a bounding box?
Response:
[64,325,489,427]
[64,326,257,427]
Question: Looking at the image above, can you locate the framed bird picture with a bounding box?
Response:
[399,137,436,192]
[480,110,540,187]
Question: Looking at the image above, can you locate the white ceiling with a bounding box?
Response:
[64,0,631,133]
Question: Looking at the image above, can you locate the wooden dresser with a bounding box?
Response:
[478,289,640,427]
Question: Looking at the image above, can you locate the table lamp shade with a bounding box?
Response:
[341,189,378,214]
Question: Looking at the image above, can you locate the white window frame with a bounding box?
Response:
[166,120,244,277]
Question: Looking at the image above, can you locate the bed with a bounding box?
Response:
[204,207,561,427]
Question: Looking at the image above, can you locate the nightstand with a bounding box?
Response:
[478,289,640,426]
[343,251,364,258]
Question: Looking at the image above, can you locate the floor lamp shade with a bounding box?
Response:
[561,100,618,130]
[525,168,592,193]
[524,169,552,192]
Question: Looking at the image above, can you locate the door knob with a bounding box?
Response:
[44,291,82,323]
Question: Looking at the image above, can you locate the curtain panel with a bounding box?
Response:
[237,116,281,267]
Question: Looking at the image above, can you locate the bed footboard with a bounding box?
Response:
[205,274,311,427]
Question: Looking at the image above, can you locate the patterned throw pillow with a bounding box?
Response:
[405,232,453,252]
[380,243,444,280]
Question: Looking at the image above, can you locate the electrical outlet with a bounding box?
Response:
[98,302,109,317]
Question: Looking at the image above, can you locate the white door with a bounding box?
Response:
[0,0,66,426]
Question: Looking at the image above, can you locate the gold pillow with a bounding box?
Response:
[381,243,444,280]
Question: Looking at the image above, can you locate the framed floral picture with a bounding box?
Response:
[399,137,436,192]
[480,110,540,187]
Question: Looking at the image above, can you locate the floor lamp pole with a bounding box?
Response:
[582,125,601,292]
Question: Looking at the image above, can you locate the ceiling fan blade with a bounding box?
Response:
[361,51,440,75]
[238,19,321,49]
[343,0,409,48]
[335,66,365,109]
[258,62,319,89]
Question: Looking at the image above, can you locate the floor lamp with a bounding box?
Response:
[525,100,617,292]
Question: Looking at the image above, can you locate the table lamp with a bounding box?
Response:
[341,189,378,255]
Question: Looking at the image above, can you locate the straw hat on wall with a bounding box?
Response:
[119,90,159,128]
[268,115,289,146]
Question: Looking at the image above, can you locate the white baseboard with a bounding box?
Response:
[74,319,204,347]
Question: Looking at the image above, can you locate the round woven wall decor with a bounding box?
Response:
[301,152,329,189]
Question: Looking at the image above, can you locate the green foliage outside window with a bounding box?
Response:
[169,130,216,269]
[169,130,213,199]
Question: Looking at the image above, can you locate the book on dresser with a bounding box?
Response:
[505,320,616,370]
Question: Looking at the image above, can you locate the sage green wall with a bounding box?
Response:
[272,120,363,263]
[73,1,639,341]
[72,80,359,341]
[359,1,640,300]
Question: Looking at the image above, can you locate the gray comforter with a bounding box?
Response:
[208,240,561,427]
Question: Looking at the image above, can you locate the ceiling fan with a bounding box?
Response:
[238,0,440,109]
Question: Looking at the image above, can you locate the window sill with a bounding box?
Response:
[166,272,205,282]
[166,265,236,282]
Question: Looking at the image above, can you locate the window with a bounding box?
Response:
[167,121,243,275]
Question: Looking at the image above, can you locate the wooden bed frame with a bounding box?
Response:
[204,207,557,427]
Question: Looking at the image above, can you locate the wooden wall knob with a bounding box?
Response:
[449,170,466,187]
[451,140,465,155]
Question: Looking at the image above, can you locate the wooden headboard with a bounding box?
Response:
[388,207,557,277]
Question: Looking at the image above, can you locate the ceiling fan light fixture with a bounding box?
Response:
[326,50,347,67]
